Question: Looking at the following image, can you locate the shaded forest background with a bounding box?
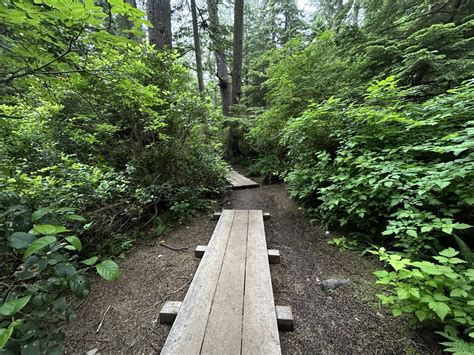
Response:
[1,0,473,353]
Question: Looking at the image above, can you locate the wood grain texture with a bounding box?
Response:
[242,210,281,355]
[161,209,282,355]
[161,210,235,355]
[225,170,259,189]
[200,210,249,354]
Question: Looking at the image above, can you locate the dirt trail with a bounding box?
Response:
[64,178,433,354]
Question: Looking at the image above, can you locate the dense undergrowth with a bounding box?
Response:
[0,0,226,351]
[244,2,474,353]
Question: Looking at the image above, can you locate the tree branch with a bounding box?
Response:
[0,28,84,85]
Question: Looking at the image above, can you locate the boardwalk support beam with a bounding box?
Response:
[159,301,182,325]
[213,211,271,221]
[160,301,293,331]
[196,245,280,263]
[276,305,294,331]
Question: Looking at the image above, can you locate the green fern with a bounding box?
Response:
[438,332,474,355]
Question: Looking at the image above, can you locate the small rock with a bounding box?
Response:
[321,278,351,290]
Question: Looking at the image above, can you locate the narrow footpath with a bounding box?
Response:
[64,176,434,354]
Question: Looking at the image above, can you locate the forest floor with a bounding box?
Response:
[63,173,437,354]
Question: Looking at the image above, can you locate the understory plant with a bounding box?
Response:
[0,194,120,352]
[279,78,474,350]
[373,247,474,354]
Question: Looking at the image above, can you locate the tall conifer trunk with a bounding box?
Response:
[206,0,231,116]
[190,0,204,94]
[147,0,173,50]
[232,0,244,105]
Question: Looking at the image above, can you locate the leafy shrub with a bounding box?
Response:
[0,195,119,352]
[284,78,474,256]
[373,247,474,353]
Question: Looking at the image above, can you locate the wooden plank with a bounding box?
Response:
[225,170,259,189]
[159,301,182,325]
[268,249,281,264]
[161,210,236,355]
[200,210,249,354]
[242,210,281,355]
[194,245,206,258]
[276,305,294,331]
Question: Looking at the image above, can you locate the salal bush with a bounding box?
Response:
[0,193,119,352]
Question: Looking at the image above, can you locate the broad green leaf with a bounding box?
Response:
[0,327,13,349]
[81,256,98,266]
[392,308,402,317]
[439,248,458,258]
[65,236,82,251]
[453,223,471,230]
[415,310,426,321]
[96,260,120,281]
[54,262,77,277]
[66,214,87,222]
[406,229,417,238]
[397,287,409,300]
[373,270,388,278]
[31,207,54,222]
[23,236,56,259]
[10,232,35,249]
[433,293,450,302]
[69,275,90,298]
[34,224,68,235]
[450,288,467,297]
[0,295,32,316]
[430,302,450,321]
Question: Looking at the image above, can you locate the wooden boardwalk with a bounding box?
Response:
[225,170,259,189]
[161,210,282,354]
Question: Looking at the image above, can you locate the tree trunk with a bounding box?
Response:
[190,0,204,94]
[352,0,360,26]
[206,0,231,115]
[147,0,173,50]
[332,0,353,33]
[232,0,244,105]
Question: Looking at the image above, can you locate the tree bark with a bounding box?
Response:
[232,0,244,105]
[206,0,231,115]
[190,0,204,94]
[147,0,173,50]
[352,0,360,26]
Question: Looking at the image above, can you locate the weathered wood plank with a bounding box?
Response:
[268,249,281,264]
[200,210,249,354]
[161,210,235,355]
[159,301,182,325]
[225,170,259,189]
[242,210,281,354]
[276,305,294,331]
[194,245,206,258]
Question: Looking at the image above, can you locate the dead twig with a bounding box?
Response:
[154,277,193,306]
[96,305,112,333]
[159,242,188,252]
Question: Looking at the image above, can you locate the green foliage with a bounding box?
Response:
[0,0,228,352]
[373,248,473,347]
[244,0,474,352]
[283,79,474,256]
[0,199,119,352]
[327,236,358,252]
